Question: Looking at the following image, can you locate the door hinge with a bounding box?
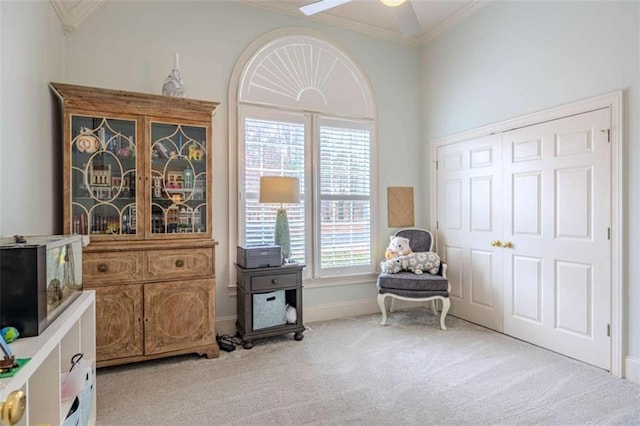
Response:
[435,161,439,170]
[601,129,610,143]
[436,220,439,230]
[607,324,611,337]
[608,227,611,240]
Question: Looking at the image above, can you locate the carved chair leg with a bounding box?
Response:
[431,300,438,315]
[390,297,397,313]
[378,294,389,325]
[439,298,451,331]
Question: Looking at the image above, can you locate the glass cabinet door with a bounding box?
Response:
[149,122,208,236]
[70,115,139,236]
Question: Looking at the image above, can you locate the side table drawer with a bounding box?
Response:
[251,273,298,291]
[84,251,144,284]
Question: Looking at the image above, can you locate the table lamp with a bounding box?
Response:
[259,176,300,261]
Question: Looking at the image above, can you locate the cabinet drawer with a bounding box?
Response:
[145,248,213,280]
[251,273,298,291]
[84,251,144,284]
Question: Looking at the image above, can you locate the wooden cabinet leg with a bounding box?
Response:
[294,332,304,341]
[242,340,254,349]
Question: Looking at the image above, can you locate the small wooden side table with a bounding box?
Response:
[235,264,305,349]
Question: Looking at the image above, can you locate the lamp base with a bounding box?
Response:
[274,207,291,260]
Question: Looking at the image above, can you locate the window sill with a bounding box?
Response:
[226,271,378,292]
[302,272,378,289]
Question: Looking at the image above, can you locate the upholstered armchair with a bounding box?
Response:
[376,228,451,330]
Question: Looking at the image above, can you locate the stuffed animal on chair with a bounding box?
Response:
[398,252,441,274]
[385,236,413,260]
[381,251,441,275]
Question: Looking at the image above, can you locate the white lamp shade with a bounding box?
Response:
[380,0,406,6]
[259,176,300,204]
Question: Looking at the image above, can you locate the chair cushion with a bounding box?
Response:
[377,271,449,294]
[378,288,449,298]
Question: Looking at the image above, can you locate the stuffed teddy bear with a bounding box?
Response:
[380,251,441,275]
[385,236,413,260]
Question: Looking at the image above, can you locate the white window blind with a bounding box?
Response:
[239,107,374,278]
[243,116,306,262]
[318,118,372,274]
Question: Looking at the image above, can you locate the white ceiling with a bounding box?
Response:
[50,0,487,45]
[241,0,487,44]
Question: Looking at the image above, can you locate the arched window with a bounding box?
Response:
[231,29,377,279]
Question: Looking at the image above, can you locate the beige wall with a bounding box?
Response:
[0,0,65,237]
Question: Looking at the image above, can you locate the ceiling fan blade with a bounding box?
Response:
[395,1,422,38]
[300,0,352,16]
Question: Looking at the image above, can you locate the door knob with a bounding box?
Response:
[490,240,501,247]
[502,241,513,248]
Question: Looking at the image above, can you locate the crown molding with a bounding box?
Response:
[236,0,487,47]
[418,0,489,44]
[50,0,104,34]
[48,0,487,43]
[236,0,422,46]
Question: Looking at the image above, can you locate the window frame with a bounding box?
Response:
[238,105,311,267]
[312,115,375,278]
[238,104,376,280]
[229,29,379,287]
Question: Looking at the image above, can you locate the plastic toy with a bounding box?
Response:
[0,326,19,343]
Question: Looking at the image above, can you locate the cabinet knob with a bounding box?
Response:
[490,240,501,247]
[175,259,184,268]
[271,279,278,285]
[502,241,513,248]
[0,390,26,426]
[98,263,108,273]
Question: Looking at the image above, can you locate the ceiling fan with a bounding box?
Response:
[300,0,422,38]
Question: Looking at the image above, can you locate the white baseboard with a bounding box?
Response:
[215,297,444,335]
[215,298,381,336]
[303,298,380,323]
[624,356,640,384]
[216,315,239,336]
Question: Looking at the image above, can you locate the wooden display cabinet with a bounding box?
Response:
[51,83,220,367]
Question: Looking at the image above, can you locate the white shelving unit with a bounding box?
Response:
[0,291,96,426]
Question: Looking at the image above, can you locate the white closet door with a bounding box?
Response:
[502,108,611,369]
[436,134,503,331]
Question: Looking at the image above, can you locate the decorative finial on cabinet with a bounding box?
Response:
[162,52,185,97]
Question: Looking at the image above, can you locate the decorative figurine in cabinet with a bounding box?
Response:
[51,82,220,367]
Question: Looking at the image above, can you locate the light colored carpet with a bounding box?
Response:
[96,310,640,425]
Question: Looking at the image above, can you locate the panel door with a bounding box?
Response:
[94,284,144,362]
[144,279,216,355]
[436,134,503,331]
[502,108,611,369]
